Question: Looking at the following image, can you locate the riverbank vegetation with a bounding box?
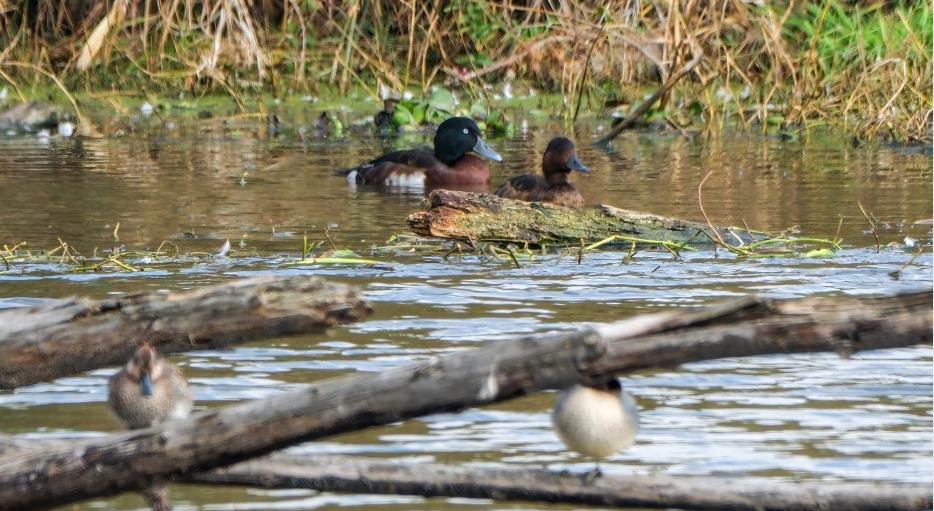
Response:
[0,1,930,142]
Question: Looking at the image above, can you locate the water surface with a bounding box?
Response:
[0,115,931,510]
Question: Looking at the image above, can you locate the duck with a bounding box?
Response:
[373,98,398,131]
[108,344,193,429]
[495,137,590,208]
[551,378,639,477]
[337,117,502,189]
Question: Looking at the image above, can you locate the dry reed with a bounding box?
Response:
[0,0,929,142]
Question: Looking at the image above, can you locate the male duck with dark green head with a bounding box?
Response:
[338,117,502,190]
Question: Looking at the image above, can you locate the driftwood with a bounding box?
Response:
[0,436,927,511]
[195,454,931,511]
[0,276,370,389]
[0,291,929,510]
[407,189,763,245]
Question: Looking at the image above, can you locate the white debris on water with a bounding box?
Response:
[57,122,75,137]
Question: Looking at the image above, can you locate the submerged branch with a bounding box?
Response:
[595,44,703,147]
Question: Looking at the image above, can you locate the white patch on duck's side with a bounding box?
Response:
[345,170,359,183]
[551,384,639,460]
[385,172,426,188]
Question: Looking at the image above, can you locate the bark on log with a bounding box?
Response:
[0,276,370,389]
[0,438,926,511]
[0,291,929,510]
[194,454,931,511]
[407,189,764,245]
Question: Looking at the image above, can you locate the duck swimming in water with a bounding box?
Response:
[108,344,192,429]
[551,379,639,476]
[338,117,502,190]
[495,137,590,208]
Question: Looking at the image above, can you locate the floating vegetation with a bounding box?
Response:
[291,234,385,267]
[0,239,218,273]
[380,230,845,269]
[380,86,514,135]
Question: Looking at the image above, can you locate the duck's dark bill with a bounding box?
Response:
[569,155,590,173]
[140,373,154,396]
[472,137,503,162]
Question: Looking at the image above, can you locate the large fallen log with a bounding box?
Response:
[407,189,763,245]
[2,437,923,511]
[0,291,929,510]
[194,454,930,511]
[1,433,927,511]
[0,276,370,389]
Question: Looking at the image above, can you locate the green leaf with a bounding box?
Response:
[413,102,428,124]
[802,248,835,258]
[429,87,456,113]
[427,107,448,124]
[469,102,488,120]
[391,104,415,127]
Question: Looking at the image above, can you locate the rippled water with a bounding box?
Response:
[0,114,931,510]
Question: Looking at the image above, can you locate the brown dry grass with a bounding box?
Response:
[0,0,930,142]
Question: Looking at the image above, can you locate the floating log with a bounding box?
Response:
[0,276,370,389]
[0,291,928,510]
[195,454,931,511]
[0,437,926,511]
[407,189,763,245]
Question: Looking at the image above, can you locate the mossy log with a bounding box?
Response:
[407,190,765,245]
[0,276,370,389]
[0,291,928,510]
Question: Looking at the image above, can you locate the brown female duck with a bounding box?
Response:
[108,344,192,429]
[495,137,590,207]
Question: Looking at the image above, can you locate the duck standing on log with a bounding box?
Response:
[495,137,590,208]
[109,344,193,510]
[337,117,502,191]
[551,378,639,479]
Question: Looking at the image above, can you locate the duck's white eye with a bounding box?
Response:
[463,128,469,134]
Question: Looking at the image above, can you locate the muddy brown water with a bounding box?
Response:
[0,116,931,510]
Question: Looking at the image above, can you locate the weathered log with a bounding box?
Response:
[407,189,763,245]
[0,436,926,511]
[0,276,370,389]
[194,454,931,511]
[0,291,928,510]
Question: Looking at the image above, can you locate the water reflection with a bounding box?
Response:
[0,120,930,510]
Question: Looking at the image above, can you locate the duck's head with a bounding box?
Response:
[434,117,502,165]
[125,344,163,397]
[542,137,589,178]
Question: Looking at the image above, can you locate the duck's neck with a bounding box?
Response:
[435,152,459,166]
